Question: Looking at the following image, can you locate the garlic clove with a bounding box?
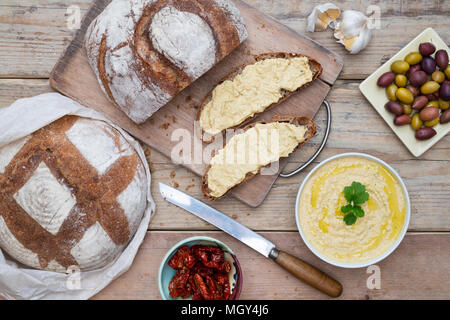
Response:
[306,3,341,32]
[333,10,372,54]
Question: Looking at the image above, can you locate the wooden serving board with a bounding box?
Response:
[49,0,343,207]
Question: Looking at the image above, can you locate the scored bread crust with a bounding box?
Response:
[202,116,317,201]
[84,0,248,124]
[0,114,147,272]
[196,52,322,142]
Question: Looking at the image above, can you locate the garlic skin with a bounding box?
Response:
[333,10,372,54]
[306,3,341,32]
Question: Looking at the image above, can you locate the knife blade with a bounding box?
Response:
[159,183,343,298]
[159,182,277,258]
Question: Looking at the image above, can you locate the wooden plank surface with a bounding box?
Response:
[93,231,450,300]
[1,79,449,231]
[1,0,449,79]
[48,0,342,207]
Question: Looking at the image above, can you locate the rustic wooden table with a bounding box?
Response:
[0,0,448,300]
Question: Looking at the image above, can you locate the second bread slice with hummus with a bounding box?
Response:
[202,116,316,200]
[197,53,322,139]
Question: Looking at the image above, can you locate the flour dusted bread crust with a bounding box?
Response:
[202,116,316,200]
[0,116,147,272]
[197,53,322,141]
[85,0,248,124]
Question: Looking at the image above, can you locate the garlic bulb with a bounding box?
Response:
[333,10,372,54]
[306,3,341,32]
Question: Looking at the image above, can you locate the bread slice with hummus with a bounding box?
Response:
[202,116,316,200]
[197,53,322,141]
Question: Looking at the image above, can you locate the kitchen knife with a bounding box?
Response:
[159,183,343,298]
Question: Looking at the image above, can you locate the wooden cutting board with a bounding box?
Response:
[49,0,343,207]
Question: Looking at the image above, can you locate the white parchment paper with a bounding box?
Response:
[0,93,156,300]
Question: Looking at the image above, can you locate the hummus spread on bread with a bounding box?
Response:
[206,122,307,198]
[199,57,313,135]
[298,156,407,264]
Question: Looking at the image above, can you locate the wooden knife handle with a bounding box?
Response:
[273,250,342,298]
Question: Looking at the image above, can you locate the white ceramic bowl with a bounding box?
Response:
[295,152,411,268]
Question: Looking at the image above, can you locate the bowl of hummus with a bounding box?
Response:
[295,153,410,268]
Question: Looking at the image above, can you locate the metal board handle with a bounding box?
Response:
[279,100,331,178]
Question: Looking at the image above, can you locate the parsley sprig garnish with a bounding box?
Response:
[341,182,370,226]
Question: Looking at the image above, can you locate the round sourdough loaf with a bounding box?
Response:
[84,0,247,124]
[0,116,147,272]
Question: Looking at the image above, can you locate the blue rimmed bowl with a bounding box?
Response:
[158,236,243,300]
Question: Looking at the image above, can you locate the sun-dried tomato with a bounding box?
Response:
[191,245,229,270]
[168,246,196,270]
[192,245,223,259]
[214,273,231,300]
[168,269,191,298]
[192,262,213,278]
[192,274,213,300]
[216,261,231,273]
[168,245,232,300]
[188,274,202,300]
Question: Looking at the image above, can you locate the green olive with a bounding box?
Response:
[439,98,450,110]
[395,74,408,87]
[396,87,414,104]
[386,83,398,101]
[424,117,440,127]
[411,113,423,130]
[432,71,445,83]
[425,100,440,109]
[391,60,410,74]
[445,65,450,79]
[421,81,440,95]
[402,104,412,115]
[404,52,423,65]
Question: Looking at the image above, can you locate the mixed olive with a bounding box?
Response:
[377,42,450,140]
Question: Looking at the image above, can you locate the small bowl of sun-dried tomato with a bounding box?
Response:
[158,236,242,300]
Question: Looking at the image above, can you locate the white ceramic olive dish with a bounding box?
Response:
[359,27,450,157]
[295,152,411,268]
